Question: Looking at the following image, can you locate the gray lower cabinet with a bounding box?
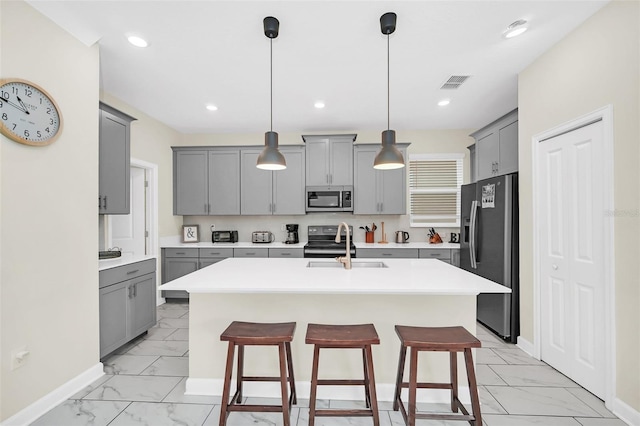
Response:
[234,248,269,257]
[471,109,518,181]
[357,248,418,258]
[98,102,136,215]
[162,248,199,299]
[268,248,304,258]
[353,144,408,215]
[99,259,156,358]
[240,147,305,215]
[173,148,241,215]
[198,247,233,268]
[420,248,459,265]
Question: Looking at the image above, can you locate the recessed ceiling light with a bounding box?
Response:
[503,20,528,39]
[206,104,218,111]
[438,99,451,106]
[127,35,149,48]
[314,101,325,109]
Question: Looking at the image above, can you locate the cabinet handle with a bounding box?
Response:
[126,269,140,275]
[98,196,102,209]
[245,252,255,256]
[128,285,133,298]
[382,253,392,256]
[104,196,107,209]
[133,284,137,297]
[281,252,291,256]
[175,252,185,255]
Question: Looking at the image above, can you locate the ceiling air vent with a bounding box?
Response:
[440,75,471,90]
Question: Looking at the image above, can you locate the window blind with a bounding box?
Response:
[409,154,463,227]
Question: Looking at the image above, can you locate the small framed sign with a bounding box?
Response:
[182,225,200,243]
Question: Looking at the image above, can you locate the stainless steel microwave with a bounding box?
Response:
[306,186,353,212]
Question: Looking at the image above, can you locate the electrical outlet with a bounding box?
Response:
[281,224,286,231]
[11,347,29,370]
[210,224,215,232]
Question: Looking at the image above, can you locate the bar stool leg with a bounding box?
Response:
[364,345,380,426]
[393,345,407,411]
[464,348,482,426]
[235,345,244,403]
[277,343,291,426]
[219,342,236,426]
[362,348,371,408]
[285,342,297,405]
[308,345,320,426]
[450,350,458,413]
[408,347,418,426]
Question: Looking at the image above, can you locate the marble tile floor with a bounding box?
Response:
[31,302,627,426]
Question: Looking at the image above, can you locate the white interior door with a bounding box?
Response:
[110,166,147,256]
[537,121,605,398]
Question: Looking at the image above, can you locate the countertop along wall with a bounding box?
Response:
[0,1,100,421]
[519,0,639,416]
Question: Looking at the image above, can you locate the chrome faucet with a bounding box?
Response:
[335,222,352,270]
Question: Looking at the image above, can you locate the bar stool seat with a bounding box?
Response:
[219,321,297,426]
[393,325,482,426]
[305,323,380,426]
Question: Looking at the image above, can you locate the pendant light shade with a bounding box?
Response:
[257,16,286,170]
[374,12,405,170]
[257,131,286,170]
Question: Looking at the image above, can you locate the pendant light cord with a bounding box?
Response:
[387,33,390,132]
[270,38,273,132]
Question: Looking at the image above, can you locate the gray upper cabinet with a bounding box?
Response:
[472,109,518,181]
[174,149,208,215]
[353,144,408,215]
[209,149,241,215]
[173,147,240,215]
[98,102,136,215]
[241,146,305,215]
[303,134,356,186]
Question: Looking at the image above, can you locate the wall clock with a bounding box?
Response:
[0,78,63,146]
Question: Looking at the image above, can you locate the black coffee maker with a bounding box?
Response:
[285,224,299,244]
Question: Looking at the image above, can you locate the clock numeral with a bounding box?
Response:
[12,123,17,130]
[45,127,50,133]
[24,88,33,97]
[46,108,52,115]
[1,91,9,99]
[1,113,6,120]
[24,130,30,138]
[11,87,18,94]
[49,118,54,125]
[37,131,42,138]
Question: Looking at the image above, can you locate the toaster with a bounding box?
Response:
[252,231,274,243]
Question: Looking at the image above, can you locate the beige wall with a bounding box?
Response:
[0,1,100,420]
[519,0,639,411]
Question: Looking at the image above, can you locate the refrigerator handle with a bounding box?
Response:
[469,200,478,269]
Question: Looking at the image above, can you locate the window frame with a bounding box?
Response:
[409,153,464,228]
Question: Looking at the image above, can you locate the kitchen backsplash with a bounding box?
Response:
[180,214,459,244]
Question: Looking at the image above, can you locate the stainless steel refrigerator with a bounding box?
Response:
[460,173,519,343]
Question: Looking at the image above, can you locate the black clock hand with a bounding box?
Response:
[16,96,30,115]
[0,96,29,114]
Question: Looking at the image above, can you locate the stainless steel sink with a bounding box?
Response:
[306,261,388,268]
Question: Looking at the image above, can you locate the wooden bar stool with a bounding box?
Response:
[393,325,482,426]
[305,323,380,426]
[218,321,297,426]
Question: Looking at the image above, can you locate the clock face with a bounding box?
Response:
[0,79,62,146]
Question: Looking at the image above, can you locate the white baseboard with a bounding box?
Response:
[1,363,104,426]
[612,397,640,426]
[185,378,472,404]
[516,335,536,358]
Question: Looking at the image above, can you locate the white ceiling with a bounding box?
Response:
[28,0,608,135]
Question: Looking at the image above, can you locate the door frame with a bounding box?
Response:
[531,105,615,406]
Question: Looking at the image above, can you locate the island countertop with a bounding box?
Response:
[158,257,509,296]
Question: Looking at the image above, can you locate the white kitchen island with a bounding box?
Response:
[159,257,509,402]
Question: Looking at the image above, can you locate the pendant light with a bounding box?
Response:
[257,16,286,170]
[374,12,405,170]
